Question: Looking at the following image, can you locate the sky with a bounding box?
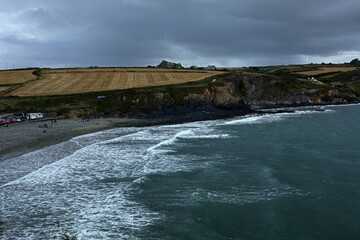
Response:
[1,0,360,69]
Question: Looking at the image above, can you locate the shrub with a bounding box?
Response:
[350,58,360,66]
[32,69,43,78]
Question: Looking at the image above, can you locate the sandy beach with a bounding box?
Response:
[0,108,246,162]
[0,117,157,161]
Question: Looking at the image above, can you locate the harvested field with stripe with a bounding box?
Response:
[298,67,358,76]
[44,68,194,73]
[0,70,35,84]
[7,69,221,96]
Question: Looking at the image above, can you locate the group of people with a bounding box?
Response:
[39,119,57,133]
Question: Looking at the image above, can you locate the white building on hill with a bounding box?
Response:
[206,65,216,71]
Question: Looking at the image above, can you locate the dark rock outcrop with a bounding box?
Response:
[157,60,184,69]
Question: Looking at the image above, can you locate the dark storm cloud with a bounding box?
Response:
[1,0,360,68]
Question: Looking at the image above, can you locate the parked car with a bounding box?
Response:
[9,117,22,122]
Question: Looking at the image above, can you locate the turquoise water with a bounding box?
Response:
[1,105,360,239]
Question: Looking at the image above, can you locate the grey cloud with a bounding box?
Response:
[1,0,360,68]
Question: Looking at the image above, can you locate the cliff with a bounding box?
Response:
[85,72,359,119]
[239,73,359,107]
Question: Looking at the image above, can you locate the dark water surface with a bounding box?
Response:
[1,105,360,239]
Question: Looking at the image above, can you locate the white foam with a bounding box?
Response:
[147,129,194,152]
[222,114,283,125]
[3,120,227,236]
[1,126,176,239]
[180,134,231,139]
[222,109,334,126]
[0,126,144,186]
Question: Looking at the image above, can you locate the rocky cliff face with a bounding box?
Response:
[180,73,358,112]
[239,73,359,108]
[76,72,360,118]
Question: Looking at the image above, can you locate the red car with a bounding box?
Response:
[10,120,16,123]
[0,120,7,125]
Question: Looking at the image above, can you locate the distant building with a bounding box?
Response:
[206,65,216,71]
[331,82,344,88]
[307,77,318,82]
[157,60,183,69]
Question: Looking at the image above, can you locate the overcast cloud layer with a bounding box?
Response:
[1,0,360,68]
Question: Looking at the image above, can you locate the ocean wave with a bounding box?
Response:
[146,129,194,152]
[222,108,334,126]
[187,186,305,206]
[179,133,231,139]
[222,114,284,125]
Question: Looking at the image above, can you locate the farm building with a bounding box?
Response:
[206,65,216,71]
[331,82,344,88]
[307,77,318,82]
[157,60,183,69]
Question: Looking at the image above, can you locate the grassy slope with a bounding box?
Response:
[245,64,360,95]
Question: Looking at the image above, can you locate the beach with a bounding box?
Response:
[0,108,246,162]
[0,117,154,161]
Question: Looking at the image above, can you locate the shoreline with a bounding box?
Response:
[0,103,358,161]
[0,112,245,161]
[0,117,152,161]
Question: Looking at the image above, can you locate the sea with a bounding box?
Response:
[1,104,360,240]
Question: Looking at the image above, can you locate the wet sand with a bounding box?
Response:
[0,109,249,161]
[0,117,154,161]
